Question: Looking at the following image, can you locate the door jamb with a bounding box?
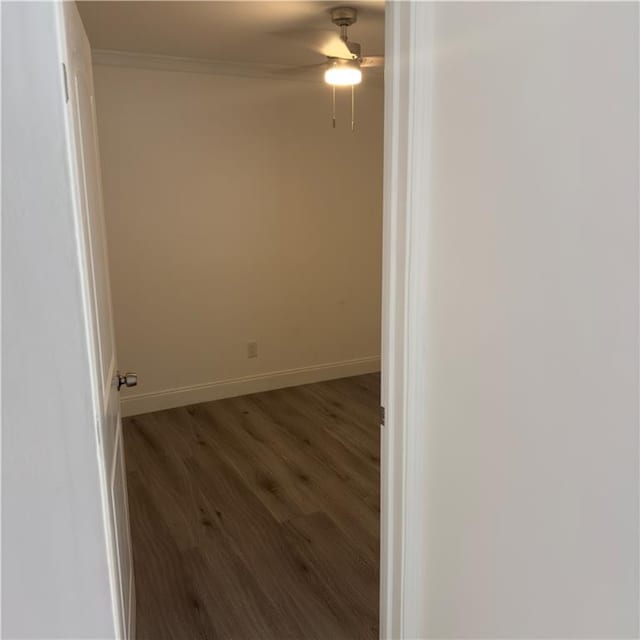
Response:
[380,3,433,638]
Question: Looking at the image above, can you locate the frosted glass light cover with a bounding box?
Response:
[324,66,362,86]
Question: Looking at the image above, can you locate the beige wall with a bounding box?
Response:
[93,64,383,415]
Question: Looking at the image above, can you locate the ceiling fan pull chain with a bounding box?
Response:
[351,85,355,132]
[332,85,336,129]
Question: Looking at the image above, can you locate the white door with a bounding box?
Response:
[58,3,135,638]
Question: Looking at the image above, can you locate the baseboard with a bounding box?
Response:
[120,356,381,417]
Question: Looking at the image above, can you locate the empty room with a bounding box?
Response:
[79,1,384,638]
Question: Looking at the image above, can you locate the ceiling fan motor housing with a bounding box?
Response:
[330,7,360,60]
[330,7,358,28]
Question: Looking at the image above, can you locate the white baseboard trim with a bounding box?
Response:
[120,356,381,417]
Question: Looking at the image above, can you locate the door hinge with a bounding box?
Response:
[62,62,69,103]
[380,405,385,426]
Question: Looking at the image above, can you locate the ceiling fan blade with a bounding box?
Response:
[321,33,354,60]
[361,56,384,68]
[273,62,326,76]
[347,41,362,58]
[270,27,353,60]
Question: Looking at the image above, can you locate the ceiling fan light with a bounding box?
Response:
[324,63,362,86]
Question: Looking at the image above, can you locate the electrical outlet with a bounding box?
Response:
[247,341,258,359]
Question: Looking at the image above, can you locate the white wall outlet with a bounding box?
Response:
[247,341,258,358]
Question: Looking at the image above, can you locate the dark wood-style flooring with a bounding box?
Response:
[123,373,380,639]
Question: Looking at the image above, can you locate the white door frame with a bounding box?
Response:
[3,0,428,636]
[380,3,432,638]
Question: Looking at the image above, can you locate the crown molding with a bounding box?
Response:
[91,49,383,87]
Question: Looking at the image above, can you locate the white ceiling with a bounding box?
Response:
[77,1,385,67]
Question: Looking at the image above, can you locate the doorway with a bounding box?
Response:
[78,1,385,637]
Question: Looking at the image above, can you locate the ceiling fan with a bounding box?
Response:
[277,6,384,130]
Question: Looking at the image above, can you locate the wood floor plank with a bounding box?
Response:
[217,393,379,560]
[187,400,318,520]
[186,451,353,640]
[126,472,216,640]
[306,380,380,438]
[243,390,378,498]
[184,542,303,640]
[301,377,380,442]
[123,374,380,639]
[124,413,199,550]
[323,376,382,420]
[349,372,381,398]
[283,511,379,638]
[286,384,380,465]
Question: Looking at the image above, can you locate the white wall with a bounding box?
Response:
[418,2,639,637]
[92,63,383,415]
[2,3,115,637]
